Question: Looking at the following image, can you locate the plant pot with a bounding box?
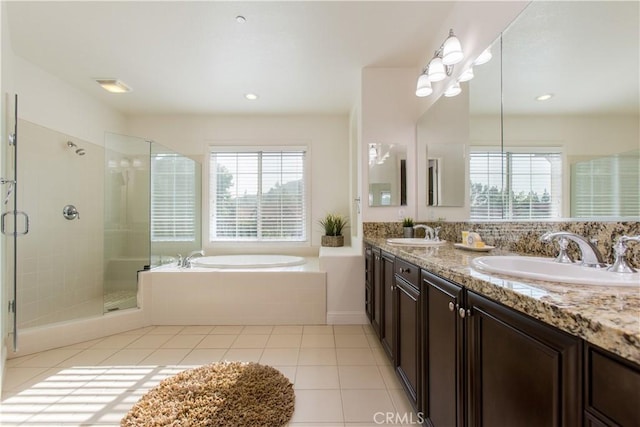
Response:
[403,227,414,238]
[321,235,344,247]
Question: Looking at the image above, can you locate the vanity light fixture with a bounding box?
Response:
[442,29,463,65]
[415,72,433,97]
[95,79,132,93]
[415,29,465,97]
[244,93,259,101]
[444,82,462,97]
[458,67,474,82]
[474,47,492,66]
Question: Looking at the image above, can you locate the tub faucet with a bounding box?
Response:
[413,224,435,240]
[540,231,607,268]
[183,250,205,268]
[607,235,640,273]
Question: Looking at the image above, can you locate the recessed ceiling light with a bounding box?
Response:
[536,93,554,101]
[236,15,246,23]
[245,93,259,101]
[95,79,132,93]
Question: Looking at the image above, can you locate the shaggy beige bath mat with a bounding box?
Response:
[121,361,295,427]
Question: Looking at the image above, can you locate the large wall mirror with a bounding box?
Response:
[368,143,407,206]
[469,0,639,220]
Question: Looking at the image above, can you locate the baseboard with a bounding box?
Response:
[326,311,368,325]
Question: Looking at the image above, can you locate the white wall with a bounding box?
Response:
[417,89,471,221]
[361,68,423,222]
[126,114,351,251]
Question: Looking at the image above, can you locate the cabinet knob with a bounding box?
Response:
[458,307,466,318]
[448,301,455,312]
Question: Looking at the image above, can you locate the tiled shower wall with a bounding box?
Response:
[16,120,104,328]
[364,221,640,268]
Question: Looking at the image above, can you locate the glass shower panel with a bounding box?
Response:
[150,142,202,268]
[104,133,149,312]
[16,120,105,328]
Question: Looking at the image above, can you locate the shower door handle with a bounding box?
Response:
[1,210,30,235]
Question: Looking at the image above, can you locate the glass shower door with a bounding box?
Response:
[1,94,26,351]
[104,133,150,312]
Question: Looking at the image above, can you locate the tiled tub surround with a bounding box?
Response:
[365,221,640,268]
[364,226,640,365]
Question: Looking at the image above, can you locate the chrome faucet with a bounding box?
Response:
[540,232,607,268]
[413,224,435,240]
[182,249,205,268]
[607,235,640,273]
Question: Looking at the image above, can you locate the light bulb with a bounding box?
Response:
[415,73,433,97]
[444,82,462,97]
[474,47,492,65]
[428,57,446,82]
[442,30,463,65]
[458,67,474,82]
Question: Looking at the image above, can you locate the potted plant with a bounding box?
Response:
[319,213,348,247]
[402,217,414,238]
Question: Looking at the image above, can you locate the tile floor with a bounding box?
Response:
[1,324,420,426]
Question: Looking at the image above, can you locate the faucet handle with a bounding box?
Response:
[554,237,574,264]
[608,236,639,273]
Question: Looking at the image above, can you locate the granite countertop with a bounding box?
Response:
[366,237,640,365]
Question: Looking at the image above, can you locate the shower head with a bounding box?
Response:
[67,141,86,156]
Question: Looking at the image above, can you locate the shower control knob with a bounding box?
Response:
[63,204,79,220]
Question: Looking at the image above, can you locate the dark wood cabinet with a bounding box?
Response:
[380,251,395,361]
[395,258,421,410]
[364,245,374,325]
[364,248,637,427]
[422,269,464,427]
[466,290,582,427]
[584,344,640,427]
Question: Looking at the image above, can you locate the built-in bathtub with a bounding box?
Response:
[139,256,326,325]
[191,254,307,269]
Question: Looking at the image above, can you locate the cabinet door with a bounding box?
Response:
[584,344,640,427]
[467,291,581,427]
[371,248,382,336]
[365,246,374,324]
[381,253,396,361]
[396,277,421,410]
[422,270,464,427]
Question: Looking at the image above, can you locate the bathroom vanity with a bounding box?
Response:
[364,240,640,427]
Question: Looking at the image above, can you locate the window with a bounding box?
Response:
[151,154,197,241]
[470,149,562,220]
[571,153,640,218]
[209,148,307,242]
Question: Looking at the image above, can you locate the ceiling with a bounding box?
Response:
[6,1,465,116]
[470,1,639,116]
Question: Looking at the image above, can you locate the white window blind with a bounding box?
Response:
[151,154,197,241]
[470,150,562,220]
[209,148,307,242]
[571,154,640,218]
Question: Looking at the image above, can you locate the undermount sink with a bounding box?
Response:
[387,238,447,246]
[471,256,640,287]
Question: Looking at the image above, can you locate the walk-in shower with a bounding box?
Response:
[4,123,201,341]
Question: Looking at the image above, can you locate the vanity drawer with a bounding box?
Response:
[395,258,419,286]
[585,344,640,426]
